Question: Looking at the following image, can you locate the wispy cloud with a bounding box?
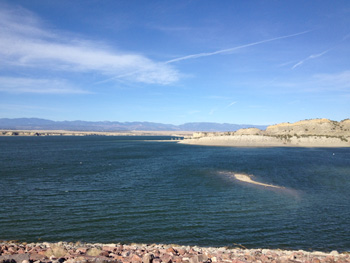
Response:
[188,110,201,114]
[227,101,237,107]
[165,30,310,64]
[0,6,179,86]
[0,77,89,94]
[0,103,62,112]
[313,70,350,90]
[267,70,350,93]
[204,95,232,100]
[292,49,330,69]
[209,108,218,115]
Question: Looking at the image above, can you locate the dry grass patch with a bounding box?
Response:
[86,247,102,257]
[45,245,68,258]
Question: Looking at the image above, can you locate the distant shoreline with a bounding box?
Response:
[2,130,350,147]
[0,129,192,137]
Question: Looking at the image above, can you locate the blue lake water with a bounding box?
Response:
[0,136,349,251]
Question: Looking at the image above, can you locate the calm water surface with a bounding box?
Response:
[0,136,349,251]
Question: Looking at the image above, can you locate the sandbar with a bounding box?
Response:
[232,173,283,189]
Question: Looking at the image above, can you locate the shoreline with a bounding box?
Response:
[0,130,192,137]
[179,134,350,148]
[1,241,349,263]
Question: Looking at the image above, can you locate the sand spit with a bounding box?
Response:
[1,241,349,263]
[232,173,283,189]
[179,134,350,147]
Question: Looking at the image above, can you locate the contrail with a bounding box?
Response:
[292,49,330,69]
[165,30,311,64]
[95,30,310,85]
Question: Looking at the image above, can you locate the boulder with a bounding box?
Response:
[142,253,153,263]
[0,254,30,263]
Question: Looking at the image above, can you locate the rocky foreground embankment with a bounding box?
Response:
[1,242,349,263]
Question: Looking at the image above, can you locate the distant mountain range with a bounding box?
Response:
[0,118,268,132]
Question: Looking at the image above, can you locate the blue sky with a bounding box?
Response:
[0,0,349,125]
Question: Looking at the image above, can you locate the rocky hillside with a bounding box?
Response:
[265,118,350,136]
[185,119,350,147]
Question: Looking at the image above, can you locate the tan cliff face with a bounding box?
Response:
[234,128,263,135]
[190,119,350,138]
[183,118,350,147]
[265,118,350,136]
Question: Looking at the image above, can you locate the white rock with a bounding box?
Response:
[330,250,339,256]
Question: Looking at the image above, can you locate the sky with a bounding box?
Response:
[0,0,349,125]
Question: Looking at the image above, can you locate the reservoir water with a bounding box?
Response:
[0,136,349,251]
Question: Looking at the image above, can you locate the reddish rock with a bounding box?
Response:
[161,253,173,263]
[172,256,183,263]
[153,250,161,257]
[166,247,177,254]
[260,254,270,262]
[0,253,30,263]
[131,254,142,262]
[121,250,130,257]
[33,246,42,251]
[116,245,123,252]
[27,248,35,253]
[37,250,47,256]
[325,255,335,263]
[189,248,196,254]
[8,247,17,254]
[102,246,113,252]
[189,255,199,263]
[221,253,231,260]
[312,258,321,263]
[278,256,290,263]
[198,254,208,262]
[76,247,87,254]
[210,256,218,262]
[99,251,109,257]
[17,249,25,254]
[29,253,46,261]
[158,248,166,255]
[142,253,153,263]
[177,248,186,256]
[113,255,123,261]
